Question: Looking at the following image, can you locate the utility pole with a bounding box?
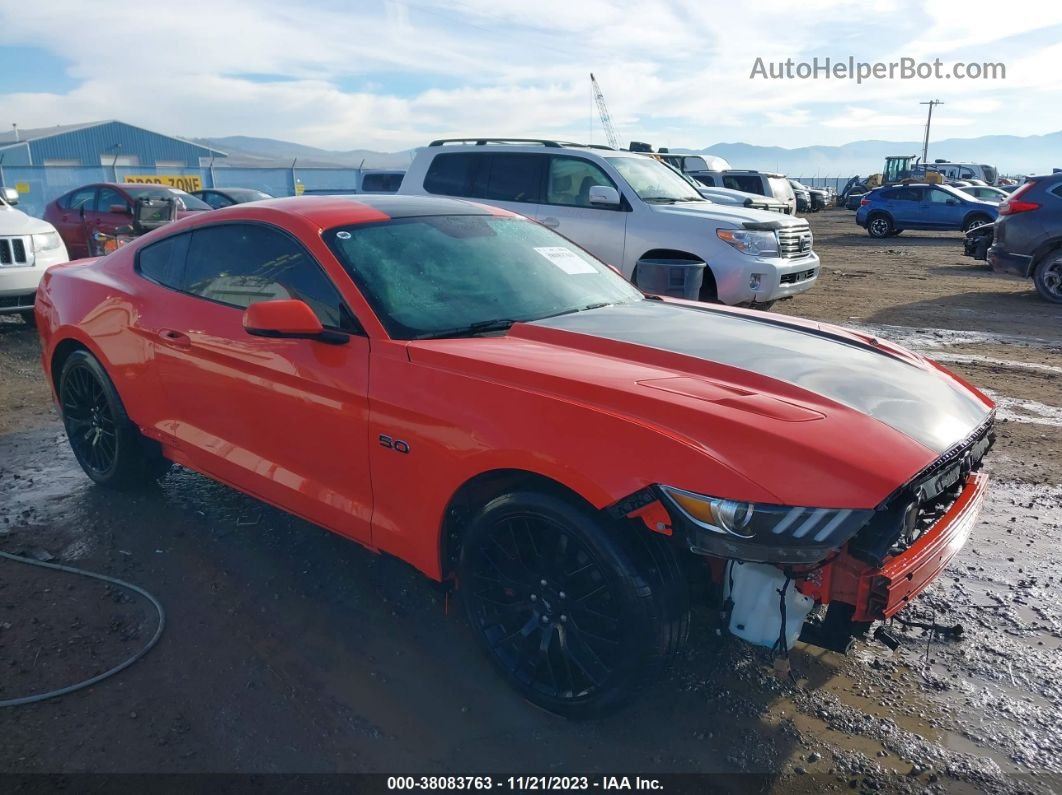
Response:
[920,100,943,164]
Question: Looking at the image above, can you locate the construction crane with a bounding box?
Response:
[590,73,619,149]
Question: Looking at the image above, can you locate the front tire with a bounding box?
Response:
[867,214,893,238]
[459,490,688,718]
[58,351,171,489]
[1033,250,1062,304]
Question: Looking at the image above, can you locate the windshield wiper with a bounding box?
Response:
[413,318,519,340]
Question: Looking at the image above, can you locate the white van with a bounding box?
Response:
[919,161,999,186]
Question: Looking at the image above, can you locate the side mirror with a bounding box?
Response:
[1,187,18,205]
[242,299,348,344]
[110,204,132,215]
[588,185,621,208]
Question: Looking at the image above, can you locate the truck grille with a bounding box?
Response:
[780,267,817,285]
[777,225,813,259]
[0,237,30,266]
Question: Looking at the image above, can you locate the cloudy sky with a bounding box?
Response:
[2,0,1061,152]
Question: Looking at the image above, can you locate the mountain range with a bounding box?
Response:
[196,131,1062,178]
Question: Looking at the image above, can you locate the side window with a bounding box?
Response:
[137,233,188,289]
[201,192,233,209]
[895,187,922,202]
[723,175,762,195]
[361,173,403,192]
[180,224,353,330]
[96,188,129,213]
[928,188,952,203]
[546,157,616,207]
[61,188,96,211]
[424,153,479,197]
[478,154,543,203]
[959,167,976,179]
[694,174,718,187]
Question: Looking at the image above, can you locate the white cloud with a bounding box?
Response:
[0,0,1059,150]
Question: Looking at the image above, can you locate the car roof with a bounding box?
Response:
[201,195,513,226]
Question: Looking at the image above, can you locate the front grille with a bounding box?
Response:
[0,237,30,266]
[780,267,817,285]
[777,224,813,259]
[849,416,995,565]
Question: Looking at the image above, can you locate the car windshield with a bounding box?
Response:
[123,186,212,211]
[605,156,705,203]
[326,214,642,339]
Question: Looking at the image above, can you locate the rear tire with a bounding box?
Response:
[459,490,689,718]
[867,214,893,238]
[1033,250,1062,304]
[963,214,992,233]
[58,351,171,489]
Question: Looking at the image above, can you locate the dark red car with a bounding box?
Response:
[44,183,211,259]
[35,196,994,716]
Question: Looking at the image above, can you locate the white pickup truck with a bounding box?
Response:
[400,140,819,308]
[0,188,69,325]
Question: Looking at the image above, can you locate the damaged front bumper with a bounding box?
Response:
[797,472,988,652]
[617,418,994,654]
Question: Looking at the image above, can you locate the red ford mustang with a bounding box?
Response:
[35,196,994,716]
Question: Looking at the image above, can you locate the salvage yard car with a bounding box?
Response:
[400,139,818,308]
[0,187,69,325]
[35,195,995,717]
[44,183,211,259]
[856,183,997,238]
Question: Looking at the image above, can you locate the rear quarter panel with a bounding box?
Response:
[36,252,164,427]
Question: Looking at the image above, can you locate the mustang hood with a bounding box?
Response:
[528,301,990,454]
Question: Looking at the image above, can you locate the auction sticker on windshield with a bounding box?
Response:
[534,246,597,274]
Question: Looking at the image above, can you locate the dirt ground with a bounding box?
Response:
[1,210,1060,792]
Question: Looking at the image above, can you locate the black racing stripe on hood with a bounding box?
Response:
[528,300,991,454]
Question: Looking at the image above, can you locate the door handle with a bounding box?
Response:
[541,217,559,228]
[157,329,191,349]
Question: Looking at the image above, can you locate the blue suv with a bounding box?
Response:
[856,183,997,238]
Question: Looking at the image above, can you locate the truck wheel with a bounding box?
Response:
[963,214,992,233]
[1033,250,1062,304]
[58,351,171,489]
[867,214,893,238]
[459,490,688,718]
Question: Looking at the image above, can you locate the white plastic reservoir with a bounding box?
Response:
[724,561,815,650]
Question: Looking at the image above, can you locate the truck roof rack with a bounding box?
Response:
[428,138,590,148]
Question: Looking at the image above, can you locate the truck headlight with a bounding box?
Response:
[716,229,779,257]
[32,232,63,252]
[659,485,873,563]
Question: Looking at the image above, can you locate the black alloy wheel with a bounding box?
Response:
[58,351,170,489]
[460,490,688,717]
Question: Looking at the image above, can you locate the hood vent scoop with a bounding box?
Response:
[637,377,825,422]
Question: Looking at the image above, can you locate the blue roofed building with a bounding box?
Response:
[0,120,227,167]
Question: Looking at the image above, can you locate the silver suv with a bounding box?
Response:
[399,139,819,307]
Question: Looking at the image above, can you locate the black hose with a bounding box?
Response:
[0,550,165,708]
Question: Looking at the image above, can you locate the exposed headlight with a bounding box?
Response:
[32,232,63,252]
[659,485,873,563]
[716,228,780,257]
